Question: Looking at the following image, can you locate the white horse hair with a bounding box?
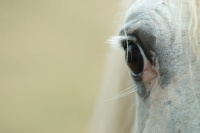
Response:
[89,0,200,133]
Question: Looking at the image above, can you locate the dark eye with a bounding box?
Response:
[123,40,144,75]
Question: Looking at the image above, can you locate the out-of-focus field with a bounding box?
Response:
[0,0,130,133]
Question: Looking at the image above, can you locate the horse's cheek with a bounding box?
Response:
[142,85,171,133]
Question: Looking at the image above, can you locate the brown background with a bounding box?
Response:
[0,0,131,133]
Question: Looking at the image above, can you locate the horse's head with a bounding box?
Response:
[89,1,200,133]
[119,0,200,132]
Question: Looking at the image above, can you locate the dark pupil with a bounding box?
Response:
[125,40,144,74]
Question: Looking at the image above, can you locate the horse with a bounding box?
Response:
[89,0,200,133]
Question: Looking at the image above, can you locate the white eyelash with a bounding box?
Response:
[107,36,132,48]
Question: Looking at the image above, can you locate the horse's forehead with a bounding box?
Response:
[120,0,178,35]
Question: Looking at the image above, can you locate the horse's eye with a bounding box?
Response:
[124,40,144,75]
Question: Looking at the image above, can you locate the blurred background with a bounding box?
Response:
[0,0,131,133]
